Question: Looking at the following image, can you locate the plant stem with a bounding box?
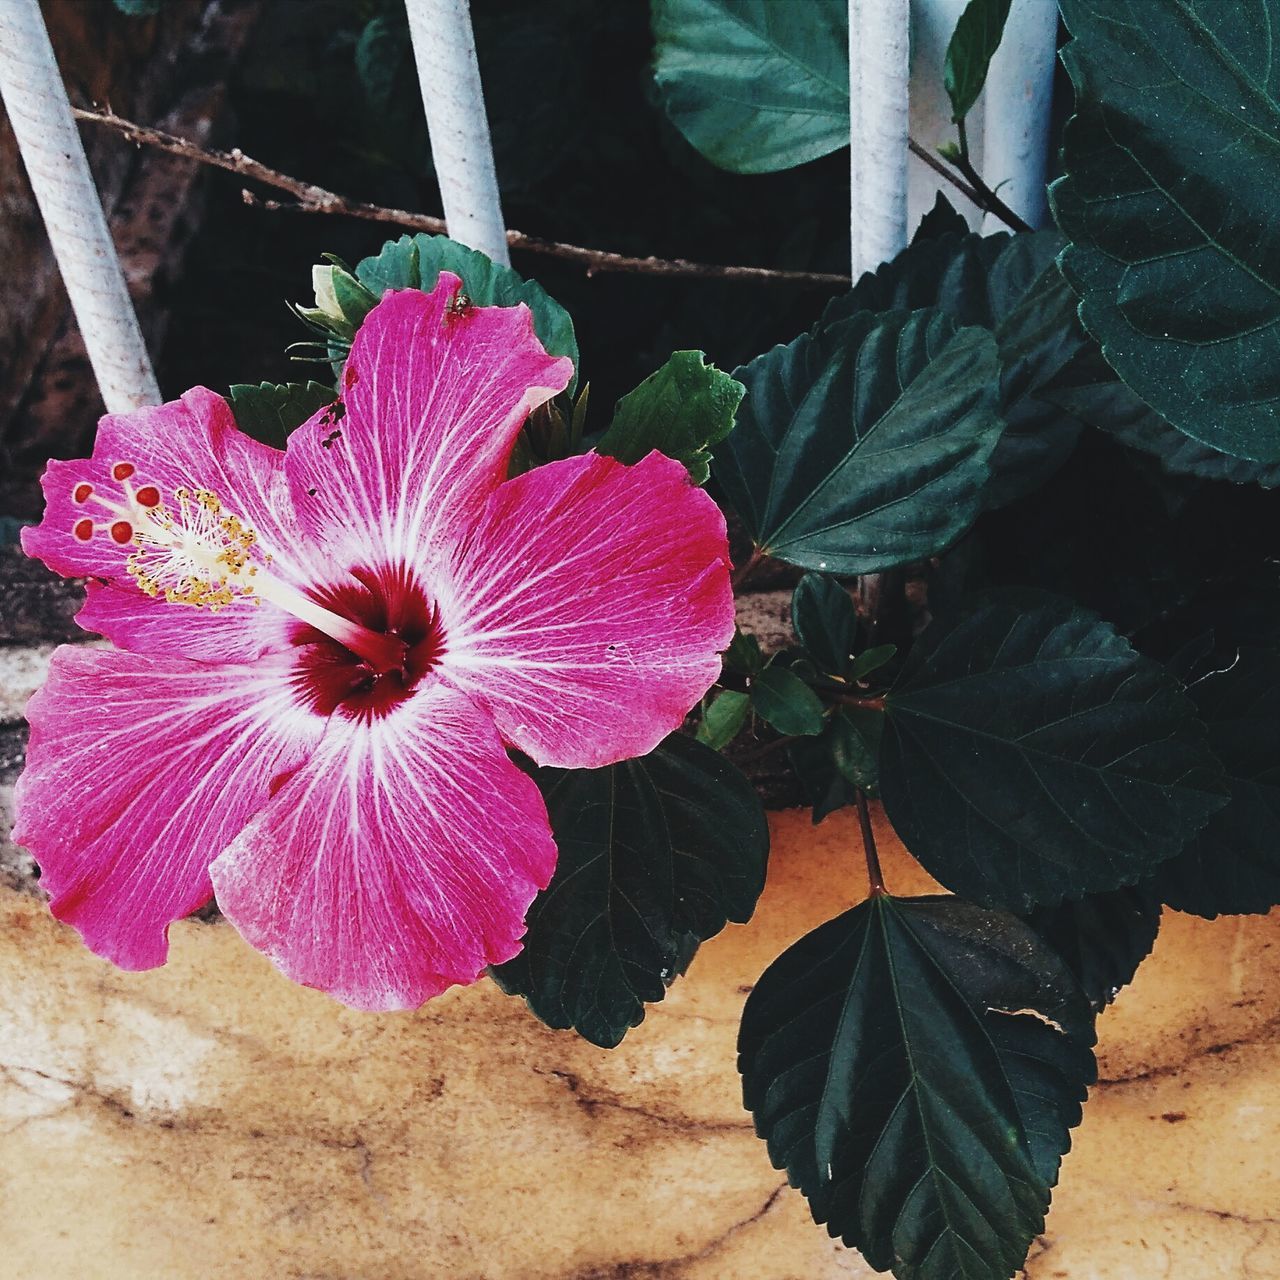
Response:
[830,692,887,711]
[906,137,987,214]
[732,547,764,592]
[74,109,852,289]
[855,790,887,897]
[947,120,1032,234]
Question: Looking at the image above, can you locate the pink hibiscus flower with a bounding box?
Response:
[14,275,734,1010]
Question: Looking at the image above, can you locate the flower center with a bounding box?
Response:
[292,566,447,719]
[72,463,408,675]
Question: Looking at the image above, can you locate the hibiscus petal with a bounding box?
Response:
[22,387,308,661]
[284,277,573,567]
[438,449,735,769]
[12,646,321,969]
[210,682,556,1012]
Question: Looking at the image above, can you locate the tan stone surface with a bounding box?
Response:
[1,806,1278,1279]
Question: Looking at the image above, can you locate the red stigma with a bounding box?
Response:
[135,485,161,508]
[112,462,135,481]
[72,483,93,503]
[110,520,134,545]
[73,518,94,542]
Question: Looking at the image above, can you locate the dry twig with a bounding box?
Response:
[74,106,855,288]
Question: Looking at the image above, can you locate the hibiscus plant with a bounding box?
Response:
[13,1,1280,1279]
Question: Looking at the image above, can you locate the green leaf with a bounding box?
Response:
[1042,347,1280,488]
[944,0,1013,123]
[724,627,765,677]
[880,589,1227,911]
[739,894,1097,1280]
[750,665,826,736]
[355,13,410,117]
[822,230,1087,507]
[1052,0,1280,465]
[1024,884,1161,1012]
[696,688,751,750]
[791,573,856,677]
[1153,650,1280,917]
[788,706,884,820]
[913,192,971,243]
[595,351,744,484]
[113,0,160,14]
[849,643,896,682]
[715,308,1003,573]
[227,381,336,448]
[354,234,579,386]
[491,734,768,1048]
[651,0,848,174]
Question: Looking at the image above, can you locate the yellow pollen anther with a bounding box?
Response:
[123,485,263,613]
[117,481,407,671]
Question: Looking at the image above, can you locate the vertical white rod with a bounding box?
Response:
[980,0,1057,230]
[908,0,983,232]
[405,0,510,266]
[849,0,910,277]
[0,0,160,412]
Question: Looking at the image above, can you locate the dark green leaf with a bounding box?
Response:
[492,733,768,1047]
[788,706,883,819]
[881,589,1227,911]
[716,308,1003,572]
[1154,650,1280,917]
[1043,347,1280,488]
[113,0,160,14]
[354,234,579,384]
[822,229,1086,506]
[355,13,410,117]
[227,381,336,447]
[651,0,849,173]
[913,192,970,243]
[724,627,765,677]
[791,573,857,677]
[696,688,751,750]
[1052,0,1280,464]
[750,665,825,736]
[739,894,1096,1280]
[944,0,1013,122]
[595,351,744,484]
[849,644,896,681]
[1024,884,1161,1012]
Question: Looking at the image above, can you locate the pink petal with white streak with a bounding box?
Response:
[13,646,321,970]
[439,449,735,769]
[210,681,557,1011]
[22,387,310,662]
[284,278,573,568]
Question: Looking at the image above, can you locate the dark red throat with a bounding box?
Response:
[293,564,446,719]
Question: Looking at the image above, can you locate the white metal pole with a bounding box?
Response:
[980,0,1057,230]
[908,0,983,231]
[849,0,910,277]
[405,0,510,265]
[0,0,160,411]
